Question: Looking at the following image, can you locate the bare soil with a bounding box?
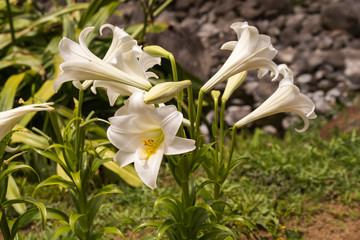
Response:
[287,201,360,240]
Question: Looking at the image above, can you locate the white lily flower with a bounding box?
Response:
[234,65,316,132]
[0,103,54,141]
[54,24,160,106]
[107,92,195,188]
[201,22,279,93]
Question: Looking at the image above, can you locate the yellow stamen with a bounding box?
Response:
[140,134,164,160]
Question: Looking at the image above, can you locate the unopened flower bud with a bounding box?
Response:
[143,45,172,58]
[211,90,221,101]
[222,71,247,101]
[144,80,192,104]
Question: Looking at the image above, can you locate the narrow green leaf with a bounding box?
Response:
[0,3,89,49]
[99,227,125,239]
[51,225,71,240]
[33,175,75,197]
[34,149,67,170]
[156,219,176,240]
[11,207,67,239]
[78,0,120,28]
[0,72,29,111]
[6,175,26,214]
[0,130,16,160]
[0,51,43,72]
[186,203,216,217]
[127,22,169,36]
[223,215,257,230]
[69,213,85,234]
[11,126,49,149]
[0,164,39,182]
[131,221,162,238]
[103,161,142,187]
[91,184,124,199]
[199,223,237,238]
[18,55,62,127]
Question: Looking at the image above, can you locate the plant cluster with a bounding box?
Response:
[1,0,317,239]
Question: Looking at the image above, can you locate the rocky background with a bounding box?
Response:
[37,0,360,133]
[107,0,360,133]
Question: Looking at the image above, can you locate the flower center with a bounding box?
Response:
[140,133,164,160]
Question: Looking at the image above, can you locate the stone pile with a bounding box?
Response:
[40,0,360,132]
[131,0,360,132]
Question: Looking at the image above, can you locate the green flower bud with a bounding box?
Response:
[143,45,172,58]
[211,90,221,101]
[222,71,247,101]
[144,80,192,104]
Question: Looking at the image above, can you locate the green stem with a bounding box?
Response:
[49,111,63,144]
[153,0,172,17]
[181,180,190,208]
[194,90,204,140]
[219,99,226,162]
[75,90,84,171]
[168,54,185,137]
[187,86,195,139]
[0,211,10,240]
[181,156,191,208]
[0,164,10,240]
[227,127,237,169]
[168,55,181,110]
[5,0,15,45]
[213,96,219,164]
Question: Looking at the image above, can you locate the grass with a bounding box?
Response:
[15,117,360,239]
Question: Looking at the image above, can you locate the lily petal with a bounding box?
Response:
[201,21,278,93]
[134,144,165,189]
[107,92,195,188]
[0,103,53,141]
[164,136,196,155]
[235,65,316,132]
[55,24,160,105]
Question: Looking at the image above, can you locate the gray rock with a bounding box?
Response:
[324,50,345,69]
[306,49,325,71]
[263,125,277,134]
[175,0,193,11]
[326,87,341,103]
[225,105,252,126]
[280,26,299,46]
[317,35,333,49]
[277,47,297,64]
[308,90,333,114]
[146,28,211,81]
[198,23,220,38]
[342,48,360,85]
[301,14,322,34]
[315,70,326,80]
[297,74,313,84]
[180,18,200,33]
[318,79,333,90]
[321,2,360,36]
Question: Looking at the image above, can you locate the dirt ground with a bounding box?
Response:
[287,201,360,240]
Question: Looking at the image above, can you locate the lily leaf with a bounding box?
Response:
[6,175,26,215]
[33,175,75,197]
[0,163,39,182]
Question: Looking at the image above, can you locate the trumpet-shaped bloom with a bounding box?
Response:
[107,92,195,188]
[0,103,54,141]
[201,22,279,93]
[55,24,160,106]
[235,65,316,132]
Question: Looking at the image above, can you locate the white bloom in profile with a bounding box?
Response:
[235,65,316,132]
[0,103,54,140]
[54,24,160,106]
[201,22,279,93]
[107,92,195,188]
